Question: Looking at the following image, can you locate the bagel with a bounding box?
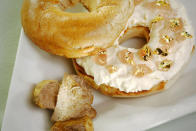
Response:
[21,0,134,58]
[74,0,195,97]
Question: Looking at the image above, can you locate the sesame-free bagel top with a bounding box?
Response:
[21,0,134,58]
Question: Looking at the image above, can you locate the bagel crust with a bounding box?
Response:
[21,0,134,58]
[75,0,195,96]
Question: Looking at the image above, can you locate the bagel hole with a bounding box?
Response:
[65,3,88,13]
[120,27,150,49]
[121,37,147,49]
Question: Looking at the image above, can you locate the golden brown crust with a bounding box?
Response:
[85,108,96,119]
[73,59,166,97]
[21,0,134,58]
[51,116,93,131]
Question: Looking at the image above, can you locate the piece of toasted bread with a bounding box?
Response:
[51,116,93,131]
[33,80,60,109]
[73,59,167,97]
[33,75,96,119]
[51,74,96,121]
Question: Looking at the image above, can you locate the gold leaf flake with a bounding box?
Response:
[138,45,152,61]
[169,18,180,28]
[151,15,164,24]
[181,31,193,38]
[98,50,106,55]
[156,0,169,6]
[162,35,174,43]
[158,59,173,71]
[118,49,134,65]
[153,48,168,56]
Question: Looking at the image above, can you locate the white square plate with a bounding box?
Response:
[2,0,196,130]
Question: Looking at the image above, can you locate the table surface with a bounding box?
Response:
[0,0,196,130]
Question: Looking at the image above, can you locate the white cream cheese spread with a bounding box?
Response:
[76,0,195,93]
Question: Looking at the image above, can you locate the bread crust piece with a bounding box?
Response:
[21,0,134,58]
[33,75,96,119]
[51,74,96,121]
[73,59,167,97]
[51,116,94,131]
